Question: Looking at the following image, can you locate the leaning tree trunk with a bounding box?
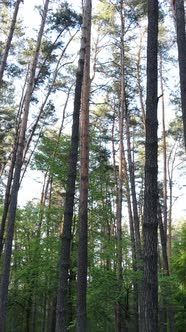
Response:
[142,1,159,332]
[55,2,91,331]
[0,1,49,330]
[0,0,22,87]
[76,1,92,331]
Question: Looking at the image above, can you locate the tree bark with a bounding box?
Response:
[174,0,186,148]
[55,2,91,331]
[76,1,92,331]
[0,146,16,257]
[142,1,159,332]
[0,1,49,330]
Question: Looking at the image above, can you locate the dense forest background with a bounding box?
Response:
[0,0,185,331]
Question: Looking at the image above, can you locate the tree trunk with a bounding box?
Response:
[167,146,176,269]
[0,98,24,257]
[125,116,141,331]
[55,2,91,330]
[123,153,139,332]
[115,2,126,331]
[0,0,22,87]
[0,146,16,257]
[159,52,171,332]
[136,31,146,129]
[0,1,49,330]
[76,1,92,331]
[159,53,168,238]
[142,1,159,331]
[174,0,186,148]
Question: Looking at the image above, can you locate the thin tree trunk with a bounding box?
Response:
[159,52,169,332]
[167,144,176,269]
[21,83,72,184]
[115,2,127,331]
[76,1,92,331]
[122,150,139,332]
[159,52,168,239]
[22,32,77,165]
[0,147,16,257]
[55,2,91,330]
[0,0,22,87]
[142,1,159,332]
[0,76,28,256]
[158,200,176,332]
[125,103,142,262]
[158,201,169,275]
[136,31,146,130]
[0,1,49,330]
[174,0,186,148]
[125,114,141,331]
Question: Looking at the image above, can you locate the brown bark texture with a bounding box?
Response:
[175,0,186,148]
[77,0,92,331]
[142,1,159,331]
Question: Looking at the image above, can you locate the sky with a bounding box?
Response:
[18,0,81,206]
[16,0,186,222]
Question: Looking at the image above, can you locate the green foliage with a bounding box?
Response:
[168,116,184,141]
[33,132,71,187]
[6,202,60,331]
[47,2,82,33]
[171,223,186,331]
[87,267,117,331]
